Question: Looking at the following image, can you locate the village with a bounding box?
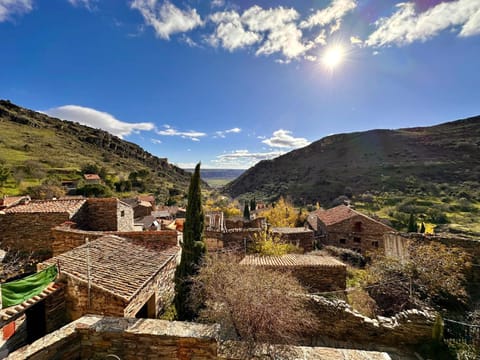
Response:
[0,167,478,360]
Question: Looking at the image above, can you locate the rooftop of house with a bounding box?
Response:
[3,199,86,216]
[137,195,155,204]
[0,195,31,209]
[310,204,392,229]
[43,235,179,301]
[240,254,345,268]
[271,227,313,234]
[83,174,101,181]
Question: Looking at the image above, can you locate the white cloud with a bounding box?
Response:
[209,10,261,50]
[0,0,32,22]
[68,0,96,10]
[44,105,154,139]
[366,0,480,47]
[214,127,242,138]
[131,0,203,40]
[151,138,162,144]
[242,5,311,59]
[211,0,224,8]
[213,149,285,168]
[350,35,362,45]
[262,129,310,148]
[156,124,206,141]
[300,0,356,28]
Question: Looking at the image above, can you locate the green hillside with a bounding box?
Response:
[0,100,193,203]
[223,116,480,235]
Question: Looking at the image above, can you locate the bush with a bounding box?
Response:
[323,246,367,267]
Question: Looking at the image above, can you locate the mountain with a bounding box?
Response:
[223,116,480,206]
[0,100,193,202]
[185,168,245,188]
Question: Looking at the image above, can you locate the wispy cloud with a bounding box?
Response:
[211,0,225,8]
[131,0,203,40]
[215,127,242,138]
[151,138,162,144]
[44,105,154,139]
[68,0,96,10]
[366,0,480,47]
[262,129,310,148]
[213,149,285,168]
[300,0,356,28]
[0,0,33,22]
[156,124,206,141]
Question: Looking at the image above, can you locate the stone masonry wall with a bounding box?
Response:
[274,231,315,252]
[123,252,178,318]
[51,227,178,256]
[205,229,263,253]
[82,198,134,232]
[323,214,390,254]
[309,295,435,348]
[0,213,70,256]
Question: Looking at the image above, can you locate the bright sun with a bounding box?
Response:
[322,45,345,71]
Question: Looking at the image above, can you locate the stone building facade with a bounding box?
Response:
[39,235,179,321]
[307,205,393,254]
[270,227,315,252]
[240,254,346,292]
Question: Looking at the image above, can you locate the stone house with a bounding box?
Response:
[40,235,180,321]
[240,254,346,292]
[307,205,393,254]
[0,198,134,257]
[270,227,315,252]
[82,174,101,184]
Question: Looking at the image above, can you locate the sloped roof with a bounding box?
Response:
[83,174,100,180]
[43,235,179,301]
[240,254,345,268]
[271,227,313,234]
[0,196,30,209]
[4,199,86,216]
[312,205,392,230]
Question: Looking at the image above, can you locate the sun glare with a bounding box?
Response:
[322,45,345,71]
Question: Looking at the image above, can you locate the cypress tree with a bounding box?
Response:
[407,213,418,233]
[174,163,205,320]
[420,222,426,233]
[250,197,256,212]
[243,202,251,220]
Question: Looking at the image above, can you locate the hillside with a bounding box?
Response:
[0,100,193,203]
[224,116,480,234]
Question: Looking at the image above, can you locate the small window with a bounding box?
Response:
[353,221,363,232]
[353,237,361,243]
[372,241,379,248]
[339,238,346,244]
[121,210,125,217]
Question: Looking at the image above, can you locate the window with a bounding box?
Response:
[120,210,125,217]
[353,237,361,243]
[339,238,346,244]
[372,241,379,248]
[353,221,363,232]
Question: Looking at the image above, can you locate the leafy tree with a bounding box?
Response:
[76,183,112,198]
[407,213,418,232]
[174,163,206,320]
[81,163,99,175]
[0,164,11,188]
[262,197,298,227]
[28,179,65,199]
[190,255,317,355]
[243,202,250,220]
[249,197,256,211]
[252,231,302,256]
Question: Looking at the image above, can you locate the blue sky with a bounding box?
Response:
[1,0,479,169]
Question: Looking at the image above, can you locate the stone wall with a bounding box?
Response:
[82,198,134,232]
[51,227,178,256]
[322,214,389,254]
[205,229,262,253]
[292,265,346,292]
[0,213,70,257]
[309,295,435,348]
[272,230,315,252]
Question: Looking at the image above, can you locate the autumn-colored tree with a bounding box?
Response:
[262,197,298,227]
[252,231,302,256]
[190,255,317,355]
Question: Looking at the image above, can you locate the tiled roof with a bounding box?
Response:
[137,195,155,204]
[44,235,179,301]
[0,196,30,209]
[240,254,345,268]
[4,199,86,216]
[271,227,313,234]
[314,205,358,226]
[83,174,100,180]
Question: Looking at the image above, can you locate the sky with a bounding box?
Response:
[0,0,479,169]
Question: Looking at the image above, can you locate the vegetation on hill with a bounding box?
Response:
[0,100,194,203]
[223,116,480,236]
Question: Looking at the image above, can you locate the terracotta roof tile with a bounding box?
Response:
[314,205,358,226]
[83,174,100,180]
[240,254,345,267]
[4,199,86,216]
[44,235,179,301]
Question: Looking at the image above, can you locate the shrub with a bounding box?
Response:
[323,246,367,267]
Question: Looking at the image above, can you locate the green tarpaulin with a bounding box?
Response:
[1,265,58,308]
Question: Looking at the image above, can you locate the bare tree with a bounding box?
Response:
[190,255,317,355]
